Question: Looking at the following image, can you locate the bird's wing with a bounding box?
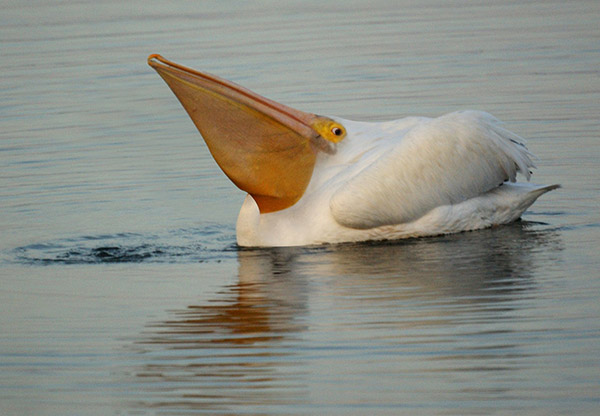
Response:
[329,111,535,229]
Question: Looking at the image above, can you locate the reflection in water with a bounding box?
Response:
[131,250,311,412]
[130,223,562,413]
[319,221,559,302]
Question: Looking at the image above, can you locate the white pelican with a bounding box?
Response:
[148,54,558,247]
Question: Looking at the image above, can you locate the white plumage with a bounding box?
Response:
[236,111,558,247]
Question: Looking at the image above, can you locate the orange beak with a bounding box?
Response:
[148,54,345,213]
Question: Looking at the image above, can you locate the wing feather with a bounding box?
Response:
[329,111,535,229]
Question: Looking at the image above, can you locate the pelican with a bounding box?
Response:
[148,54,558,247]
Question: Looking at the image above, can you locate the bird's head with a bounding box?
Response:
[148,54,346,213]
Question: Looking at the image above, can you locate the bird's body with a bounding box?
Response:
[237,112,558,246]
[148,55,558,247]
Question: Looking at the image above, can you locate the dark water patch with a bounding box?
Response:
[11,225,237,265]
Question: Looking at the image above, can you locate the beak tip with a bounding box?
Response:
[147,53,164,68]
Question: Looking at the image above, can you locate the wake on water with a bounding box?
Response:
[9,225,237,265]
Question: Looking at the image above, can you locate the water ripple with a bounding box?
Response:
[11,225,237,265]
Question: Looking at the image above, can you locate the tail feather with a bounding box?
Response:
[496,182,560,219]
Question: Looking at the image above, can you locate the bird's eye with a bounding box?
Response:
[331,127,343,136]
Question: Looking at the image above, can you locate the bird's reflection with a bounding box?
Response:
[315,221,561,300]
[131,249,311,412]
[130,222,562,412]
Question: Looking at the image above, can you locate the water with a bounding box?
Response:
[1,0,599,414]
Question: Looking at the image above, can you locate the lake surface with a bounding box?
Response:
[1,0,599,414]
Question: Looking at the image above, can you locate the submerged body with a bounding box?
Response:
[148,55,558,247]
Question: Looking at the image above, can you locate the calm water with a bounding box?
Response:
[1,0,599,414]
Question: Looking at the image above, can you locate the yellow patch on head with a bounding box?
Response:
[310,116,347,143]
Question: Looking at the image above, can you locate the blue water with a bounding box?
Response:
[1,0,599,414]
